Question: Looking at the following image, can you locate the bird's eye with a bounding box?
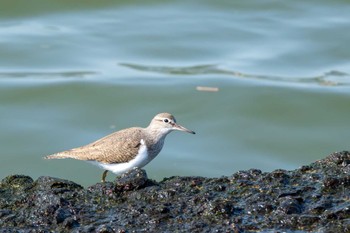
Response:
[163,119,169,123]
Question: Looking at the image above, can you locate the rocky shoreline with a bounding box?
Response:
[1,151,350,232]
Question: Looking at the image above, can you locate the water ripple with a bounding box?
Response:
[119,63,350,87]
[0,71,98,79]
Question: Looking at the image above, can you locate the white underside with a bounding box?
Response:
[88,139,151,174]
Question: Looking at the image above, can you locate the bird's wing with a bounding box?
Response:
[47,127,144,164]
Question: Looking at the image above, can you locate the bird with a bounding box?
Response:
[44,113,195,182]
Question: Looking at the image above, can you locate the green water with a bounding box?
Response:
[1,0,350,187]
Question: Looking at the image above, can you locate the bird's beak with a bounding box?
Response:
[173,123,196,134]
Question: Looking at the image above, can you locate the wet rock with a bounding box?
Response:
[277,196,303,214]
[2,151,350,232]
[34,176,83,193]
[96,225,115,233]
[0,175,34,191]
[114,167,152,192]
[87,181,115,198]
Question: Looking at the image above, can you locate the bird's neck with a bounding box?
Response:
[145,126,170,144]
[143,126,170,158]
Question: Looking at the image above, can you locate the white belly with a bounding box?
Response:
[88,139,151,174]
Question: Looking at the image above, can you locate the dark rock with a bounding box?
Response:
[96,225,115,233]
[0,175,34,191]
[2,151,350,232]
[277,196,303,214]
[114,167,151,192]
[87,181,115,198]
[34,176,83,193]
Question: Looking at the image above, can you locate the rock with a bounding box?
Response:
[114,167,153,192]
[1,151,350,232]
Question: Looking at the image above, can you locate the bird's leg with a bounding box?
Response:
[101,170,108,182]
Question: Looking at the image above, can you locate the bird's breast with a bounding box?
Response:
[146,138,165,159]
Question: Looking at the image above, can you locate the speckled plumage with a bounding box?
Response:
[44,113,195,182]
[46,128,151,163]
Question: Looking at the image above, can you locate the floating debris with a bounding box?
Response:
[196,86,219,92]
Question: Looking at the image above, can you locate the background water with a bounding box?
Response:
[1,0,350,187]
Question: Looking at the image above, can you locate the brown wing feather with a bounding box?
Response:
[46,127,144,164]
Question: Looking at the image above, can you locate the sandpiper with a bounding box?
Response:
[44,113,195,182]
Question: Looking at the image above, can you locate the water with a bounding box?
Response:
[1,0,350,187]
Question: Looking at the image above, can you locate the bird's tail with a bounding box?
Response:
[44,153,74,160]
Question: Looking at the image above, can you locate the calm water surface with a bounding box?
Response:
[1,0,350,186]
